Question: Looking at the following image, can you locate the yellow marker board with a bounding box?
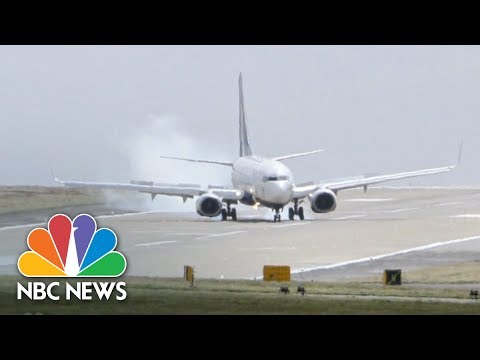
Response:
[184,265,194,283]
[263,265,291,282]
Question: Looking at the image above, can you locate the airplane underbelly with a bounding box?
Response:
[255,182,292,206]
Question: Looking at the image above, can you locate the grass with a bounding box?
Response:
[0,186,104,215]
[401,261,480,284]
[358,261,480,285]
[2,276,480,315]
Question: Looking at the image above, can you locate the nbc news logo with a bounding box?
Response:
[17,214,127,301]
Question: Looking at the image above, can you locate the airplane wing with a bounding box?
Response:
[54,178,244,202]
[293,144,462,198]
[324,165,455,192]
[292,165,455,198]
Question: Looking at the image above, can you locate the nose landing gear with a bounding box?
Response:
[221,202,237,221]
[273,207,282,222]
[288,199,304,221]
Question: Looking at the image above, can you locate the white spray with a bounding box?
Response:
[115,114,231,212]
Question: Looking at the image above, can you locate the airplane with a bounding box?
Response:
[55,73,461,222]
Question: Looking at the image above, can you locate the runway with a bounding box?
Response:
[1,187,480,279]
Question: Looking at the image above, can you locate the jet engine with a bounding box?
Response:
[196,194,223,217]
[309,188,337,213]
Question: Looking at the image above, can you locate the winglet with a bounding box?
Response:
[456,141,463,167]
[50,167,60,184]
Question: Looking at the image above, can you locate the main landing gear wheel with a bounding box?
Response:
[298,206,304,220]
[289,199,305,221]
[221,202,238,221]
[288,207,294,221]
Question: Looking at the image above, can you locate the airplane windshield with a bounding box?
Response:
[263,176,289,182]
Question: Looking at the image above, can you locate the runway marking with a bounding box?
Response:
[451,214,480,219]
[384,207,419,214]
[272,223,309,228]
[345,198,395,202]
[331,215,366,221]
[135,240,177,247]
[195,231,247,240]
[96,210,165,219]
[239,246,297,251]
[291,235,480,274]
[130,230,207,236]
[168,232,208,236]
[379,186,480,190]
[433,201,465,207]
[0,222,45,232]
[0,210,164,231]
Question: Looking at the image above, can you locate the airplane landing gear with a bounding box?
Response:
[273,207,282,222]
[289,199,304,221]
[221,202,237,221]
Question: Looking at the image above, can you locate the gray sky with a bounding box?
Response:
[0,45,477,187]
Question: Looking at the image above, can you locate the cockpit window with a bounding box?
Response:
[263,175,289,182]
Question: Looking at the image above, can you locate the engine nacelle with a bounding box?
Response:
[196,194,223,217]
[309,188,337,213]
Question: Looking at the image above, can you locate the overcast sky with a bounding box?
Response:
[0,45,477,187]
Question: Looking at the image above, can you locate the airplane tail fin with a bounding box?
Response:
[239,73,253,157]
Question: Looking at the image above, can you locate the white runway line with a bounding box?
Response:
[0,222,45,232]
[0,210,162,231]
[291,235,480,274]
[379,186,480,190]
[272,223,309,228]
[239,246,297,251]
[384,207,419,214]
[130,230,207,236]
[96,210,165,219]
[167,232,208,236]
[345,198,395,202]
[135,240,177,247]
[433,201,465,207]
[451,214,480,219]
[195,231,247,240]
[331,215,367,221]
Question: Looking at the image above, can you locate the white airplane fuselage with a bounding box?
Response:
[232,156,294,208]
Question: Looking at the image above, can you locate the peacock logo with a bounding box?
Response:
[17,214,127,277]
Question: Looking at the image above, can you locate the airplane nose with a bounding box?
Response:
[263,181,293,205]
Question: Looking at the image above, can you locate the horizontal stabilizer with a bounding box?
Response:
[274,149,325,162]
